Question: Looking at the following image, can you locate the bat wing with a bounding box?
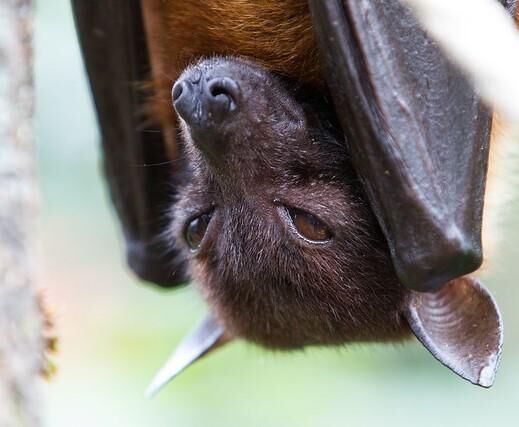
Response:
[308,0,512,292]
[71,0,186,287]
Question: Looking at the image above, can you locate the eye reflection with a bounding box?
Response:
[185,213,212,250]
[286,207,332,242]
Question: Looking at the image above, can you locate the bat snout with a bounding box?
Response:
[172,70,241,129]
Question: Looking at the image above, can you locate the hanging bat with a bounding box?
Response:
[145,56,502,395]
[70,0,517,393]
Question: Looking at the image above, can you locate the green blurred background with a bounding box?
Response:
[35,1,519,426]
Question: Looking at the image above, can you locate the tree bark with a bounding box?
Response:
[0,0,43,425]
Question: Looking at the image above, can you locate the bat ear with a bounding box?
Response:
[404,277,503,387]
[146,315,229,397]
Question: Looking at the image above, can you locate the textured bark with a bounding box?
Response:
[0,0,43,425]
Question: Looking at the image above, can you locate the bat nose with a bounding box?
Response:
[172,71,240,128]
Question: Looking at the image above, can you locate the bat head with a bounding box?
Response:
[171,57,409,348]
[152,57,502,393]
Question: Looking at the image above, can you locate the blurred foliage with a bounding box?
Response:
[35,1,519,426]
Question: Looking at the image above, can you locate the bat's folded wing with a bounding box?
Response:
[309,0,496,292]
[71,0,186,287]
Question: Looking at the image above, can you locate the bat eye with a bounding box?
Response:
[185,213,212,250]
[286,207,332,242]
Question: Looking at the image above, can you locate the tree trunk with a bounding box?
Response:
[0,0,43,425]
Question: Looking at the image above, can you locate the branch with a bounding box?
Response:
[0,0,44,425]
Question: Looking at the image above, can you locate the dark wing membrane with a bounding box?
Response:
[308,0,508,292]
[71,0,187,287]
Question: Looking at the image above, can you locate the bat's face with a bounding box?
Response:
[170,57,410,348]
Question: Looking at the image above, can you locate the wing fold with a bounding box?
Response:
[309,0,494,291]
[72,0,186,287]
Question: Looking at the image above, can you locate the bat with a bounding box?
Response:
[147,57,502,394]
[70,0,517,393]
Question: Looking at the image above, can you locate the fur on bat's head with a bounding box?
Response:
[160,57,502,389]
[170,56,410,348]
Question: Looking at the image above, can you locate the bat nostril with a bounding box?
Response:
[172,81,184,102]
[207,77,240,111]
[172,79,197,124]
[210,85,227,98]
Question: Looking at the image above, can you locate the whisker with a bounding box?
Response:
[133,160,174,168]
